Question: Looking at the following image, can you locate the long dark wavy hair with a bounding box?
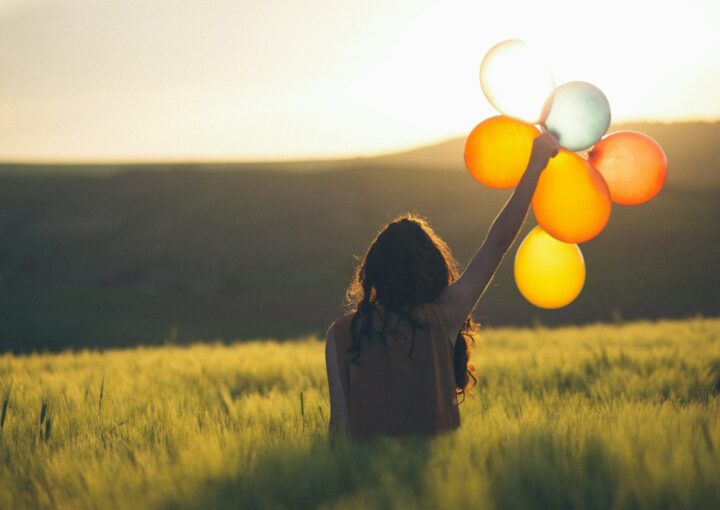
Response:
[345,213,478,401]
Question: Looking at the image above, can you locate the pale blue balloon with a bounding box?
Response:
[544,82,611,151]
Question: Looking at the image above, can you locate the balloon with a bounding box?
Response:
[532,150,612,243]
[464,115,541,189]
[480,39,555,124]
[514,226,586,309]
[588,131,667,205]
[544,81,611,151]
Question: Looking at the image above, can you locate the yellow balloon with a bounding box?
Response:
[464,115,540,189]
[514,226,586,309]
[532,150,612,243]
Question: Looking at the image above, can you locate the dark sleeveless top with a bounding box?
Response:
[332,301,460,440]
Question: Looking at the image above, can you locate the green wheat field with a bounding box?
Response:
[1,317,719,510]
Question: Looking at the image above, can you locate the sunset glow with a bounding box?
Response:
[1,0,719,161]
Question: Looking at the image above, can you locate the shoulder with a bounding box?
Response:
[325,319,341,364]
[325,321,337,358]
[325,320,337,339]
[325,314,354,371]
[325,320,339,351]
[325,313,353,345]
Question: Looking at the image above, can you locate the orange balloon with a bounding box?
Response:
[588,131,667,205]
[532,150,612,243]
[464,115,540,189]
[514,226,585,309]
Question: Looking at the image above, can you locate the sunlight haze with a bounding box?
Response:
[1,0,719,161]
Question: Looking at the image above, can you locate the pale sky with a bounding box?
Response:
[1,0,719,161]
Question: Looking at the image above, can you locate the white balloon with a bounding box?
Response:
[480,39,555,124]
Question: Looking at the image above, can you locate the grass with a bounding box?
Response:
[0,317,719,509]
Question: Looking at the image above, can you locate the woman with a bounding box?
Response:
[326,132,559,439]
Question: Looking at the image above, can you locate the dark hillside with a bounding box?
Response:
[0,122,717,352]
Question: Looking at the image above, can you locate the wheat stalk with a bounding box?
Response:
[0,382,11,434]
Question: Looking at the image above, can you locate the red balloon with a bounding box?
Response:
[589,131,667,205]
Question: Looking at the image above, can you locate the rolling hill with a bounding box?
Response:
[0,121,718,352]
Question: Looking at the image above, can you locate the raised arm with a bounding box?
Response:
[437,132,559,341]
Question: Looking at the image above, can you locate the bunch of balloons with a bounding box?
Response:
[465,39,668,309]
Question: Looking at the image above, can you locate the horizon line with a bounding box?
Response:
[1,117,717,167]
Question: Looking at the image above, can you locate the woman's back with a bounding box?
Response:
[325,132,559,439]
[330,301,460,440]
